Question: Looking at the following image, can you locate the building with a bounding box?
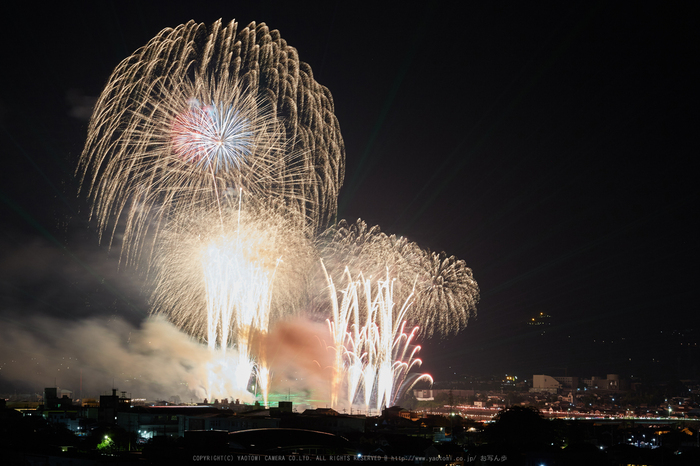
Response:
[583,374,627,391]
[43,387,73,410]
[531,374,628,394]
[118,406,221,439]
[552,376,579,390]
[99,389,131,423]
[531,375,561,393]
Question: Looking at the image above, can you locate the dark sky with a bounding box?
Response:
[1,1,698,390]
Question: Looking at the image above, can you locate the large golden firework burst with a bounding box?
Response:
[79,19,345,263]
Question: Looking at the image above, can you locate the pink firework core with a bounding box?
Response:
[171,105,213,163]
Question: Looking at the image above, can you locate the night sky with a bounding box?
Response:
[1,1,698,393]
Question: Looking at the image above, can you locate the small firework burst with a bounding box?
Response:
[171,99,255,173]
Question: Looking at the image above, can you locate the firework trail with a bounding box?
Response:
[324,266,432,412]
[318,219,480,337]
[79,19,345,263]
[152,198,315,402]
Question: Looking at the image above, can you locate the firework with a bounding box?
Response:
[170,96,258,174]
[152,198,315,402]
[324,266,432,412]
[316,220,423,308]
[79,19,345,263]
[414,252,479,337]
[319,219,479,337]
[78,17,479,407]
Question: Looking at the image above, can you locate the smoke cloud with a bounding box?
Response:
[266,318,334,406]
[0,316,204,400]
[0,313,336,406]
